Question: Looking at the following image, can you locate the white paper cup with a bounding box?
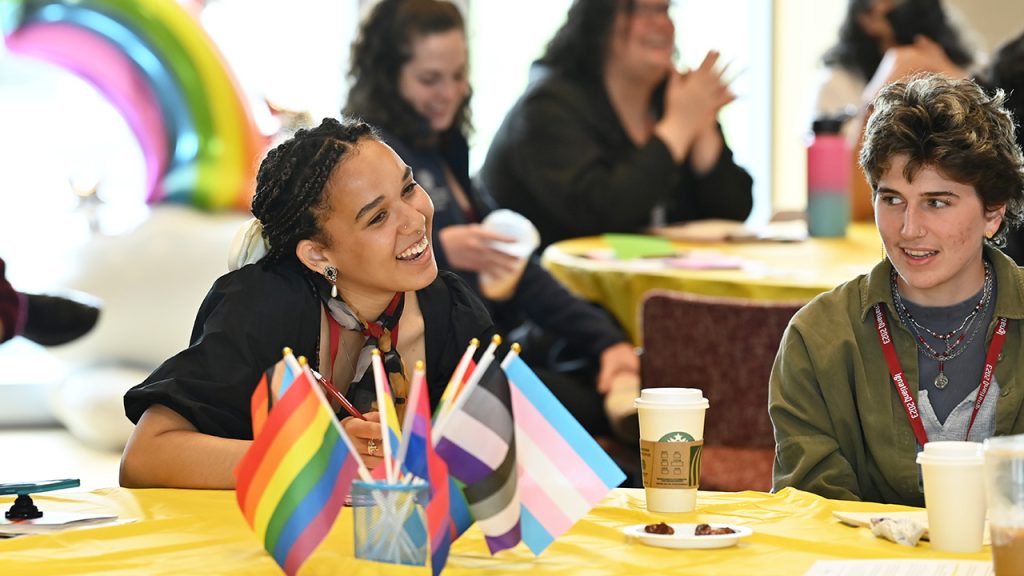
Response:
[985,434,1024,575]
[480,209,540,258]
[635,388,709,513]
[917,441,985,553]
[478,210,539,300]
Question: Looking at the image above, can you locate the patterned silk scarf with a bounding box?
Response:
[324,292,409,420]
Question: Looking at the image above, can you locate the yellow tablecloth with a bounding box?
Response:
[0,487,989,575]
[541,224,883,342]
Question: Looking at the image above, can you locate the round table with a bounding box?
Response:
[541,223,883,342]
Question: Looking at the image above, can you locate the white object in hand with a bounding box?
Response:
[477,210,539,300]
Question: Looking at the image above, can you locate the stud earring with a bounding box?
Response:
[324,265,338,298]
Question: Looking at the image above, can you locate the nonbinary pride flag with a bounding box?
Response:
[235,367,361,575]
[503,352,626,555]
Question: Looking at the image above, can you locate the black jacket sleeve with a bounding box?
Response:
[123,263,321,439]
[502,258,626,359]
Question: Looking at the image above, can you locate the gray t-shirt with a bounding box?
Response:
[901,279,997,423]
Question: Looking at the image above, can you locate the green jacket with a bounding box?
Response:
[770,245,1024,506]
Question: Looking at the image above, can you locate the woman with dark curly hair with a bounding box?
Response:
[814,0,974,139]
[120,118,496,488]
[480,0,753,248]
[771,75,1024,506]
[344,0,640,449]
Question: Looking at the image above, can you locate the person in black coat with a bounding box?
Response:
[480,0,753,248]
[121,118,496,489]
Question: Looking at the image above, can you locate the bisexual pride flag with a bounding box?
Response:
[400,364,453,576]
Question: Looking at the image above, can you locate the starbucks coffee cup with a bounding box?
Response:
[634,388,709,513]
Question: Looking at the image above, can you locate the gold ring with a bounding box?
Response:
[367,438,378,457]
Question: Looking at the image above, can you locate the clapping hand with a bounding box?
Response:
[655,50,735,165]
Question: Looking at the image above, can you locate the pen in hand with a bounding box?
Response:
[312,369,366,420]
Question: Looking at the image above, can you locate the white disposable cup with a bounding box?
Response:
[634,388,709,513]
[984,434,1024,575]
[916,441,986,553]
[478,210,540,301]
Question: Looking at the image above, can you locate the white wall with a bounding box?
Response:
[772,0,848,213]
[771,0,1024,214]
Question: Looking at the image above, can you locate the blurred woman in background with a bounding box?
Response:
[344,0,641,455]
[480,0,753,248]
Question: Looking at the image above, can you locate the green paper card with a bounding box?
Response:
[602,234,675,260]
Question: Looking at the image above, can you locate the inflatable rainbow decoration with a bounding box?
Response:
[2,0,271,210]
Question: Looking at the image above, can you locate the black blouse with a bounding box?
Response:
[124,258,495,440]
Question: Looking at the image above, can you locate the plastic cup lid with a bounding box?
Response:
[916,441,984,465]
[634,387,709,409]
[984,434,1024,457]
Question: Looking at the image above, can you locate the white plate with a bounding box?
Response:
[623,523,753,550]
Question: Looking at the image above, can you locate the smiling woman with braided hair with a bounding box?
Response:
[120,118,496,489]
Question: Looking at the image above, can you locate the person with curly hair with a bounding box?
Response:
[479,0,753,249]
[344,0,640,450]
[120,118,496,488]
[771,74,1024,506]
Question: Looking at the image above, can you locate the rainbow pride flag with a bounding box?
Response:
[502,351,625,555]
[235,366,362,575]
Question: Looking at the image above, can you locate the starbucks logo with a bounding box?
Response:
[659,431,695,442]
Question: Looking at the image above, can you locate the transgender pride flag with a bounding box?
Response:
[502,350,626,555]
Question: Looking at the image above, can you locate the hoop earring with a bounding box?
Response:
[324,265,338,298]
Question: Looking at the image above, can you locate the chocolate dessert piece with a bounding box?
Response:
[694,524,736,536]
[644,522,674,535]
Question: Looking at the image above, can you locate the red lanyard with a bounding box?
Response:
[873,304,1007,445]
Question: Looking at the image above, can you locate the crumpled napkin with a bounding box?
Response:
[870,517,927,546]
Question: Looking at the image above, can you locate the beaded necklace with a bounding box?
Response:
[890,261,993,390]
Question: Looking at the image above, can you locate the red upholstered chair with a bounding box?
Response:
[640,290,805,492]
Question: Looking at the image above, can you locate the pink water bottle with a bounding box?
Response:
[807,118,851,237]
